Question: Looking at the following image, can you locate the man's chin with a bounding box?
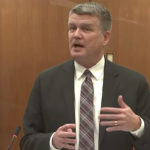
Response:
[70,53,83,60]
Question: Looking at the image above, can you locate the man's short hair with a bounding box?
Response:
[69,2,112,33]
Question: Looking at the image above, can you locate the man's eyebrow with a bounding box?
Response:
[68,22,77,27]
[80,23,92,27]
[68,23,93,29]
[68,22,75,25]
[68,22,92,25]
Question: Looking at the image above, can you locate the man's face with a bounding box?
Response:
[68,13,110,66]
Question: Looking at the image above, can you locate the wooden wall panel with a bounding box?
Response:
[117,0,150,84]
[95,0,150,84]
[0,0,88,149]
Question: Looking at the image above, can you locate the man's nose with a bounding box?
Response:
[73,28,82,38]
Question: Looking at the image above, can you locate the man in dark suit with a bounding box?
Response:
[20,2,150,150]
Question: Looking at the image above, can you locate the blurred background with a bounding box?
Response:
[0,0,150,149]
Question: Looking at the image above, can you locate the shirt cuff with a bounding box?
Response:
[130,117,145,138]
[49,132,60,150]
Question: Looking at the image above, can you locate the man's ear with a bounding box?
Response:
[103,31,111,46]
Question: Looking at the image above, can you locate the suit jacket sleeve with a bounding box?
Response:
[20,75,52,150]
[20,60,75,150]
[133,75,150,149]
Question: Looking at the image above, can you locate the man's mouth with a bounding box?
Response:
[72,43,84,48]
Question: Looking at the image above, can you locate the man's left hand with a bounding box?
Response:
[99,95,141,132]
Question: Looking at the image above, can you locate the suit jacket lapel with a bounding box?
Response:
[99,59,120,146]
[61,60,75,123]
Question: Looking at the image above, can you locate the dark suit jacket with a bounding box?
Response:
[20,59,150,150]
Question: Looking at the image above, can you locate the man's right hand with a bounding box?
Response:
[52,124,76,150]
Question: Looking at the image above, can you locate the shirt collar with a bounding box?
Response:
[74,56,105,80]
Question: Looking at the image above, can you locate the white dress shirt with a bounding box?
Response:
[49,56,144,150]
[74,56,105,150]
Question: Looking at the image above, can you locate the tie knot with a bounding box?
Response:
[83,69,92,77]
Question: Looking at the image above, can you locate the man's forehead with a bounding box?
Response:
[68,22,94,27]
[68,14,99,25]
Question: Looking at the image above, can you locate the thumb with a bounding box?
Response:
[118,95,128,108]
[67,128,73,133]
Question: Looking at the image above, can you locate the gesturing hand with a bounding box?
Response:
[99,95,141,132]
[52,124,76,150]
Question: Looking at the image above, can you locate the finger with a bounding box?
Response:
[60,124,76,131]
[100,120,125,127]
[100,120,117,127]
[59,131,76,138]
[118,95,128,108]
[56,136,76,149]
[67,128,73,132]
[61,143,75,150]
[99,114,123,120]
[101,107,122,113]
[106,126,123,132]
[63,138,76,145]
[64,144,75,150]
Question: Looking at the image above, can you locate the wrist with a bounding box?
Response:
[132,115,141,131]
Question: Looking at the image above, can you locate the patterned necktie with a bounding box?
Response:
[79,70,94,150]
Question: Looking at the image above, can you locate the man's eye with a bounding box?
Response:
[85,28,90,31]
[69,26,76,31]
[82,27,91,31]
